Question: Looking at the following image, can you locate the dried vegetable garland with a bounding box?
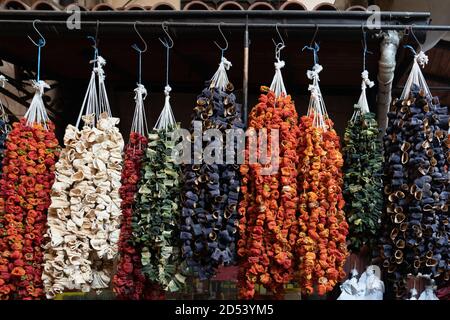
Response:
[42,56,124,298]
[342,71,384,252]
[296,60,348,296]
[0,80,60,300]
[380,50,449,299]
[238,50,300,298]
[133,127,185,292]
[238,87,300,299]
[132,79,185,292]
[181,57,243,280]
[113,84,149,299]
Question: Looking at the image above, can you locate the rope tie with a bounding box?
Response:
[76,55,112,128]
[400,46,431,102]
[154,85,176,131]
[0,75,9,126]
[361,70,375,90]
[24,79,50,129]
[306,63,328,130]
[130,83,149,144]
[270,59,287,98]
[210,56,232,91]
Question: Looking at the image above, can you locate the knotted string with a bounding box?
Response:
[210,56,232,92]
[24,79,50,130]
[154,85,176,131]
[0,75,9,126]
[76,55,112,128]
[351,70,375,122]
[270,59,287,99]
[131,83,149,148]
[306,62,328,130]
[400,46,431,101]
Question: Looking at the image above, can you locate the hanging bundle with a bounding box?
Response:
[112,83,149,300]
[238,45,299,299]
[343,70,384,252]
[296,46,349,296]
[133,32,185,292]
[0,75,10,172]
[181,55,244,281]
[133,91,183,292]
[0,33,60,299]
[380,48,449,299]
[42,54,124,298]
[0,77,60,299]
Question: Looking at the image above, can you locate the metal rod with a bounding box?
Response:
[243,18,249,127]
[0,10,431,18]
[0,20,448,30]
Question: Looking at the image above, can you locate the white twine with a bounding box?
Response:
[351,70,375,122]
[130,83,149,138]
[306,63,328,130]
[400,51,432,101]
[76,55,112,128]
[0,75,9,124]
[154,85,176,131]
[209,56,232,92]
[24,80,50,130]
[269,59,287,99]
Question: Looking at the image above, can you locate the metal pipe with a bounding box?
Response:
[377,31,400,136]
[0,20,449,30]
[0,10,431,18]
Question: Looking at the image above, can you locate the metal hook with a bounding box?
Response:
[361,24,373,70]
[272,23,285,48]
[27,19,46,47]
[214,22,228,56]
[409,24,423,52]
[159,22,174,49]
[309,24,319,48]
[132,21,148,53]
[272,23,285,61]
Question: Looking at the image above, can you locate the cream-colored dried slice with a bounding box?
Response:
[91,271,111,289]
[93,158,107,171]
[70,196,81,205]
[71,170,85,182]
[50,198,70,209]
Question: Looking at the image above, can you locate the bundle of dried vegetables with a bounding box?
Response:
[42,56,124,298]
[0,79,60,300]
[342,71,383,252]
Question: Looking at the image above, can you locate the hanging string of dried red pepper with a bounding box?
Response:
[113,84,154,300]
[0,80,60,300]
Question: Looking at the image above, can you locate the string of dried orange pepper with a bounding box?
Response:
[296,50,349,296]
[238,51,300,298]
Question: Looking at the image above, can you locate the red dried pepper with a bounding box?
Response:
[113,132,148,300]
[0,119,59,300]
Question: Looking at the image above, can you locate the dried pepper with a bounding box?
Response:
[238,86,300,299]
[0,80,60,300]
[181,57,243,281]
[296,61,348,296]
[113,83,150,300]
[343,71,383,252]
